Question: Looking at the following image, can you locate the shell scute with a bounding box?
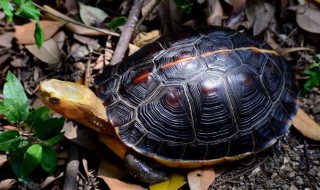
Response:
[137,86,194,143]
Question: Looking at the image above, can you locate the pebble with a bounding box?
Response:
[292,161,300,167]
[288,172,295,178]
[296,176,304,185]
[271,173,278,179]
[313,160,319,165]
[282,184,289,189]
[308,169,316,176]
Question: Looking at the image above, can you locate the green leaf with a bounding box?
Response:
[304,69,320,91]
[3,71,29,123]
[15,0,40,20]
[9,139,29,180]
[26,106,50,127]
[34,117,65,141]
[41,146,57,174]
[0,130,20,151]
[173,0,192,14]
[105,16,127,31]
[35,21,44,48]
[19,144,42,178]
[45,133,64,146]
[0,0,14,21]
[0,100,5,114]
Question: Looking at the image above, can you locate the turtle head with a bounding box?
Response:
[39,79,113,134]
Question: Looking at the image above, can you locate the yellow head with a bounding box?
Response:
[38,79,112,134]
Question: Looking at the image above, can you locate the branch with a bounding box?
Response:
[110,0,144,65]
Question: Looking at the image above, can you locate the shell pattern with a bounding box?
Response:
[95,27,299,162]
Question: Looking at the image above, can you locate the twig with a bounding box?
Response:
[33,3,120,37]
[63,144,80,190]
[110,0,144,65]
[135,0,163,30]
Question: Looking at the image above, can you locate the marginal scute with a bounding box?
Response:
[252,117,278,152]
[107,101,135,127]
[228,129,254,156]
[97,26,299,164]
[118,121,147,147]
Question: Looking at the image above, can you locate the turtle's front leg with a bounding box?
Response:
[98,134,166,184]
[124,152,167,184]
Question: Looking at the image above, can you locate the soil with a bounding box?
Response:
[209,89,320,190]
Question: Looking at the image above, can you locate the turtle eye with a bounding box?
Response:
[49,97,60,104]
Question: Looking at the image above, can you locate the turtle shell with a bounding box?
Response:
[95,26,299,167]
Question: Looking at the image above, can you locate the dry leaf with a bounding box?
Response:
[187,167,216,190]
[129,44,140,56]
[79,2,109,26]
[206,0,224,25]
[296,6,320,34]
[0,54,10,67]
[149,172,186,190]
[43,5,116,36]
[278,47,315,55]
[10,56,28,68]
[251,2,275,36]
[62,121,104,157]
[98,159,126,179]
[0,154,8,168]
[40,172,64,189]
[25,39,61,64]
[133,30,161,47]
[141,0,158,21]
[223,0,246,14]
[65,0,79,14]
[52,31,66,49]
[0,32,14,48]
[292,108,320,141]
[14,21,65,45]
[99,176,145,190]
[0,179,16,190]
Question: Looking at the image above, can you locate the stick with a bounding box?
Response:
[110,0,144,65]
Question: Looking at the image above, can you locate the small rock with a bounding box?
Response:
[292,161,299,167]
[295,176,304,185]
[296,145,304,149]
[288,172,295,178]
[240,175,244,180]
[308,169,316,176]
[313,160,319,165]
[282,184,289,189]
[271,173,278,179]
[251,167,261,175]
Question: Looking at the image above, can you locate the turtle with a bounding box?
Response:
[38,26,299,184]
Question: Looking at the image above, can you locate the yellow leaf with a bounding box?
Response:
[187,167,216,190]
[149,172,186,190]
[292,108,320,141]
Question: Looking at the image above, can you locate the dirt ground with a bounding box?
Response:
[209,89,320,190]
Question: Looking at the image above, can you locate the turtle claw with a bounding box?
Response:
[124,153,167,184]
